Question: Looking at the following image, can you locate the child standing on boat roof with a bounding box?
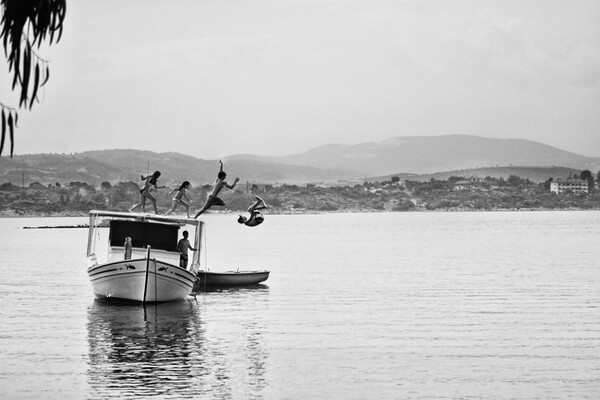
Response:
[238,196,268,227]
[164,181,192,218]
[177,230,197,269]
[129,170,165,214]
[194,160,239,218]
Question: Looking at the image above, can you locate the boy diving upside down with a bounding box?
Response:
[238,196,268,227]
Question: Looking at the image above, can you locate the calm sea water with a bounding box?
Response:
[0,211,599,399]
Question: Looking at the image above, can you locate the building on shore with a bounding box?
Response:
[550,179,588,194]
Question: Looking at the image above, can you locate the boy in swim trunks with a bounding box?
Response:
[238,196,268,227]
[177,230,197,269]
[194,160,239,218]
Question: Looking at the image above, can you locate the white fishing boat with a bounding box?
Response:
[86,210,202,303]
[196,269,270,287]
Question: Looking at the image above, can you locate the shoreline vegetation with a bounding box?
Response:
[2,174,599,219]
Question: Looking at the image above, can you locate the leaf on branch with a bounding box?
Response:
[0,109,6,156]
[56,27,63,43]
[30,62,40,109]
[1,24,9,58]
[8,112,14,157]
[20,43,32,108]
[11,48,20,89]
[0,107,16,157]
[41,64,50,87]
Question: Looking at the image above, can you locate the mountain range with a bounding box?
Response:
[1,135,598,186]
[227,135,600,176]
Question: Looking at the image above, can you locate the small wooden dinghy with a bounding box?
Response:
[195,270,270,287]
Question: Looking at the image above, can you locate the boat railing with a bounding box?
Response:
[107,246,179,265]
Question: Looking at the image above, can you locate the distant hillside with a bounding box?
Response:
[2,135,598,187]
[227,135,600,176]
[0,150,355,187]
[371,166,586,184]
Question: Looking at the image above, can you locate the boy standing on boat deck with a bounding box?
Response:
[194,160,239,218]
[177,231,196,269]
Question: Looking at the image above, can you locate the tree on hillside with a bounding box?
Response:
[391,176,400,184]
[580,170,594,191]
[507,174,529,187]
[0,0,66,157]
[580,170,592,181]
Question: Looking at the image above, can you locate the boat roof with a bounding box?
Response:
[89,210,203,227]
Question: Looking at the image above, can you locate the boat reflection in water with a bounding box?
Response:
[86,294,269,398]
[194,282,270,293]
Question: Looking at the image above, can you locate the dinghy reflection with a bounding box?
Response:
[193,283,269,293]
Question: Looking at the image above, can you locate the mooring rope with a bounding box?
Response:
[143,246,151,303]
[203,223,208,293]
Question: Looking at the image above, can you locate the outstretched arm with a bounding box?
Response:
[219,160,224,173]
[224,177,240,190]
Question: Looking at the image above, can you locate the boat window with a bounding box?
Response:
[109,220,179,252]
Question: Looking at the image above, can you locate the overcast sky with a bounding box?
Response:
[2,0,599,159]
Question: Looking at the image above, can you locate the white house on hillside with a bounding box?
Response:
[550,179,588,194]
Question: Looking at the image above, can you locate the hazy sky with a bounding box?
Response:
[2,0,599,159]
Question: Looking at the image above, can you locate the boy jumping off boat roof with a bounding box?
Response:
[194,160,239,219]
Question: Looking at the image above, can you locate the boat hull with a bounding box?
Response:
[88,258,197,302]
[196,270,270,287]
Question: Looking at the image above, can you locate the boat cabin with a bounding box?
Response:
[108,219,181,264]
[87,211,203,271]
